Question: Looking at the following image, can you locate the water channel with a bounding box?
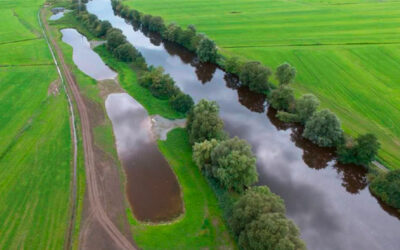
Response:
[87,0,400,248]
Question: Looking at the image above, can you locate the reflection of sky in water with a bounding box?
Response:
[61,28,117,80]
[88,0,400,249]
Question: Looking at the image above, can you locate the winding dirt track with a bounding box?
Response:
[40,8,135,250]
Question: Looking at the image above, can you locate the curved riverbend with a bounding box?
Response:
[61,28,117,80]
[105,93,183,222]
[87,0,400,249]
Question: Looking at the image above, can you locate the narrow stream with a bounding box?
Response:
[105,93,183,222]
[87,0,400,249]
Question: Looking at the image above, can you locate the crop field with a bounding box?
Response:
[125,0,400,169]
[0,0,72,248]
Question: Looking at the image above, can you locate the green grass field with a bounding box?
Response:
[95,45,234,249]
[0,0,73,248]
[124,0,400,169]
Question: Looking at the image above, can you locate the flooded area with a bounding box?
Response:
[105,93,183,222]
[87,0,400,248]
[61,28,117,80]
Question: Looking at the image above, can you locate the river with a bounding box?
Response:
[87,0,400,249]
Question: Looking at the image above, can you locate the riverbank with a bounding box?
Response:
[121,0,400,170]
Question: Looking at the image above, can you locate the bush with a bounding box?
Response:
[337,133,380,166]
[186,99,224,144]
[169,92,194,113]
[295,94,320,124]
[210,137,258,192]
[269,86,295,111]
[197,37,217,63]
[303,109,343,147]
[148,16,166,33]
[193,139,219,175]
[370,170,400,209]
[224,56,242,75]
[95,20,112,37]
[276,62,296,85]
[240,61,272,93]
[114,43,139,62]
[138,67,179,99]
[106,28,126,51]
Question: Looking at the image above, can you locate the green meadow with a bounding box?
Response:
[0,0,72,248]
[125,0,400,169]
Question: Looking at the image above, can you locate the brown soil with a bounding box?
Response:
[41,9,136,250]
[48,79,60,96]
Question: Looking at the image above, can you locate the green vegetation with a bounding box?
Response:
[0,0,73,248]
[239,61,272,93]
[231,187,305,250]
[338,133,380,166]
[123,0,400,169]
[125,128,233,249]
[370,170,400,210]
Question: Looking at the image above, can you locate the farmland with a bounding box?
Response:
[0,0,72,248]
[124,0,400,169]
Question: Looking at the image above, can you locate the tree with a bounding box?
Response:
[186,99,224,144]
[169,92,194,113]
[224,56,242,75]
[276,62,296,85]
[370,170,400,209]
[197,37,217,63]
[239,213,305,250]
[231,186,285,234]
[193,139,219,174]
[240,61,272,93]
[303,109,343,147]
[95,20,112,37]
[295,94,319,124]
[231,186,306,250]
[338,133,380,166]
[106,28,126,51]
[210,137,258,192]
[269,86,295,111]
[148,16,166,33]
[114,43,138,62]
[138,67,179,99]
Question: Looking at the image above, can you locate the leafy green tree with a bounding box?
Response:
[303,109,343,147]
[295,94,320,124]
[269,86,295,111]
[240,61,272,93]
[197,37,217,63]
[239,213,305,250]
[193,139,219,174]
[169,92,194,113]
[138,67,178,99]
[276,62,296,85]
[114,43,139,62]
[179,26,197,51]
[338,133,380,166]
[95,20,112,37]
[231,186,285,234]
[370,170,400,209]
[148,16,166,33]
[224,56,242,75]
[141,14,152,29]
[210,137,258,192]
[106,28,126,51]
[164,23,182,42]
[186,99,224,144]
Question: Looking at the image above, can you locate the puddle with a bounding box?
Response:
[61,28,117,80]
[105,93,183,222]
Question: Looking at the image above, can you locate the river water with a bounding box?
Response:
[87,0,400,249]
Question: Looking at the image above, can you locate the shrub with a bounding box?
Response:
[106,28,126,51]
[114,43,139,62]
[95,20,112,37]
[370,170,400,209]
[193,139,219,175]
[269,86,295,111]
[224,56,242,75]
[337,133,380,166]
[169,92,194,113]
[276,62,296,85]
[186,99,224,144]
[240,61,272,93]
[148,16,166,33]
[197,37,217,63]
[303,109,343,147]
[138,67,179,99]
[295,94,320,124]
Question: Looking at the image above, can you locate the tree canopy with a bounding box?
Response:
[197,37,218,63]
[303,109,343,147]
[276,62,296,85]
[169,92,194,113]
[338,133,380,166]
[269,86,295,111]
[240,61,272,93]
[370,170,400,209]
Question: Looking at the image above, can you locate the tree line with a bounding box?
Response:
[187,99,306,249]
[72,2,194,114]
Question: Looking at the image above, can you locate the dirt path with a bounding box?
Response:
[39,8,135,250]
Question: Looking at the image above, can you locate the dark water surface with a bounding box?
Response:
[105,93,183,222]
[61,28,117,80]
[88,0,400,249]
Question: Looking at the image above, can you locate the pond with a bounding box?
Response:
[87,0,400,249]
